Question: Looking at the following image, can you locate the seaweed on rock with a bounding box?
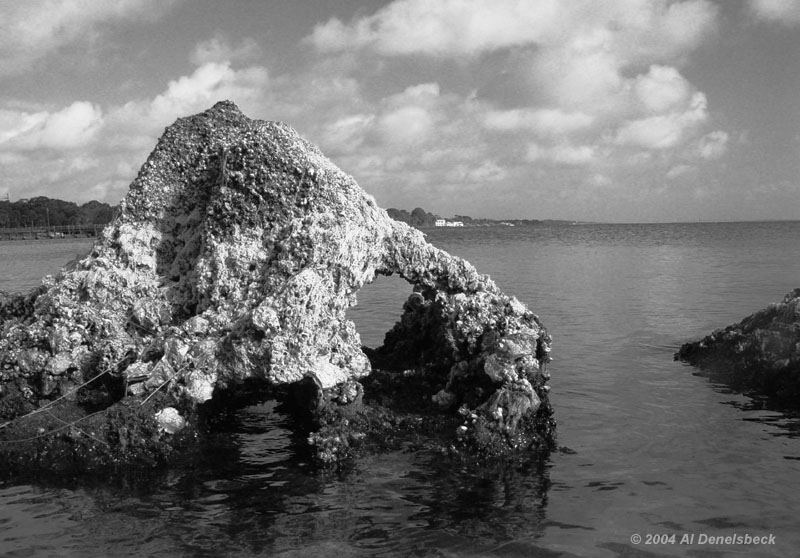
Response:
[0,101,555,476]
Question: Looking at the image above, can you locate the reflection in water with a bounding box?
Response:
[193,404,551,557]
[4,222,800,557]
[0,400,555,557]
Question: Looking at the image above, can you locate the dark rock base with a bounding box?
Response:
[307,364,556,465]
[0,389,194,481]
[1,358,556,481]
[676,288,800,404]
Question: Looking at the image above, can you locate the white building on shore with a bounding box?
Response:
[434,219,464,227]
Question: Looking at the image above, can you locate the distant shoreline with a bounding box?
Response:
[417,218,800,228]
[0,235,97,243]
[418,219,587,229]
[0,225,104,242]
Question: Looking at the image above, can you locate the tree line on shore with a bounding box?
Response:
[0,197,115,228]
[386,206,551,228]
[385,207,441,227]
[0,197,557,231]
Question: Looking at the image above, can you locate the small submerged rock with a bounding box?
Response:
[0,101,555,476]
[677,288,800,402]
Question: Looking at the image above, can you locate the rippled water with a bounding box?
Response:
[2,223,800,557]
[0,238,93,294]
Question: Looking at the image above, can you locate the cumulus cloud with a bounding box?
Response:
[0,102,103,151]
[149,62,268,122]
[692,130,730,160]
[633,66,693,114]
[307,0,717,114]
[376,106,435,145]
[104,61,269,152]
[532,44,626,111]
[446,160,509,184]
[191,34,262,66]
[614,91,708,150]
[0,0,181,75]
[304,0,724,189]
[482,108,595,137]
[467,161,508,182]
[0,42,271,202]
[308,0,718,61]
[526,143,599,166]
[372,83,441,145]
[307,0,562,56]
[476,63,714,177]
[103,59,269,172]
[527,3,717,113]
[315,82,464,154]
[666,164,694,179]
[0,1,733,220]
[749,0,800,25]
[319,114,375,155]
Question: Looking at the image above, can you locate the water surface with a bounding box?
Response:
[2,222,800,557]
[0,238,93,293]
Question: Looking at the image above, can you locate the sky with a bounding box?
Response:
[1,0,799,223]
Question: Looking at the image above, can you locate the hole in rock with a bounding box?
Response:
[346,273,413,349]
[199,381,315,472]
[204,401,297,472]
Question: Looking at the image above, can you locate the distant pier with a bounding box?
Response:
[0,224,104,241]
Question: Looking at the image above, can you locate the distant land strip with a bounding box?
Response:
[386,207,581,228]
[0,196,578,239]
[0,196,115,240]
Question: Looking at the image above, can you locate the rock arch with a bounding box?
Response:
[0,102,554,469]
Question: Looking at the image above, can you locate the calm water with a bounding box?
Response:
[0,239,94,294]
[2,223,800,557]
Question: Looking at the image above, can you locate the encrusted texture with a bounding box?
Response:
[0,101,554,470]
[677,288,800,402]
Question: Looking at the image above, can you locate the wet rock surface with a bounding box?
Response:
[0,101,554,476]
[677,288,800,403]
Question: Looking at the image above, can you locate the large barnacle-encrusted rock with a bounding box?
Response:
[0,101,554,471]
[677,288,800,402]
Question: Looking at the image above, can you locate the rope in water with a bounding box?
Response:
[0,368,109,431]
[0,408,108,444]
